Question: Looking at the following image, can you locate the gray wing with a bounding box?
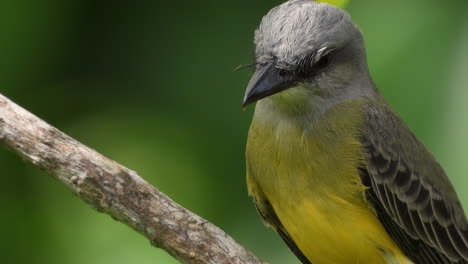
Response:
[362,102,468,263]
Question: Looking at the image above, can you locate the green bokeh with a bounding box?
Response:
[1,1,467,263]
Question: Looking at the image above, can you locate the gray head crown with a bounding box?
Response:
[243,0,373,107]
[255,0,360,68]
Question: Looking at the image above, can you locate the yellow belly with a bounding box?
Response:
[246,100,410,264]
[274,191,406,264]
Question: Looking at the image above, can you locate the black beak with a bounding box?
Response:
[242,60,294,108]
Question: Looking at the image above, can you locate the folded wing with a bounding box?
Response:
[362,103,468,264]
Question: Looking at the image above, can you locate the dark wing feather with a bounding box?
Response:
[251,194,311,264]
[362,103,468,263]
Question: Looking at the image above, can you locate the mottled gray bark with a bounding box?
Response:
[0,93,266,264]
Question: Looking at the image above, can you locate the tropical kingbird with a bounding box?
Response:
[243,1,468,263]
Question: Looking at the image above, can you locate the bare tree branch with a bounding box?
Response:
[0,93,266,264]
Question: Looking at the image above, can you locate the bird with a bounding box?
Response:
[242,1,468,264]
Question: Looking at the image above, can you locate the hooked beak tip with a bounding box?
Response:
[241,95,253,110]
[241,101,248,111]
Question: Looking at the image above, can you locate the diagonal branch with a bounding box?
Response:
[0,93,266,264]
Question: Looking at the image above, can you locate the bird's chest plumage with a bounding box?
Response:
[247,113,364,203]
[246,100,410,264]
[247,100,367,206]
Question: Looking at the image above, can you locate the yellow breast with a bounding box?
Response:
[246,100,410,264]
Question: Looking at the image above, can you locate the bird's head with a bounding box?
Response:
[243,0,374,110]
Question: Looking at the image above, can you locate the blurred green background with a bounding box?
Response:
[1,0,467,263]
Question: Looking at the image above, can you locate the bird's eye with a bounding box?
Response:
[296,51,333,79]
[316,52,332,70]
